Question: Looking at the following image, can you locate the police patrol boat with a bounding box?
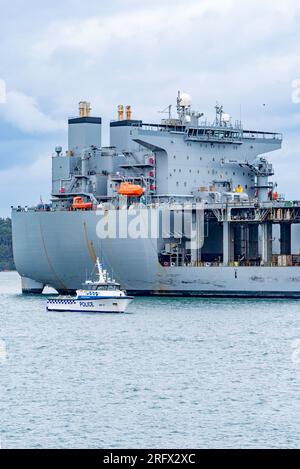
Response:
[46,258,133,313]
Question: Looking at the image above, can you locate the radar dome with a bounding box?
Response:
[222,113,231,123]
[179,93,192,107]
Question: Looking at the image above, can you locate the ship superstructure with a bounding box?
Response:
[12,93,300,297]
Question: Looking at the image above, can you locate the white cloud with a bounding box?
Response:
[0,79,6,104]
[26,2,297,123]
[0,0,300,207]
[31,0,235,60]
[30,0,298,69]
[1,0,299,125]
[0,156,51,215]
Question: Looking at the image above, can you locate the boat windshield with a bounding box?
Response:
[85,284,120,291]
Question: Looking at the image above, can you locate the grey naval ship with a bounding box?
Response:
[11,93,300,297]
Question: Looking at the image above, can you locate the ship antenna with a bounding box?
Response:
[215,103,223,126]
[239,104,242,127]
[158,104,172,119]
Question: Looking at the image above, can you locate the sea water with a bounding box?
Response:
[1,271,300,449]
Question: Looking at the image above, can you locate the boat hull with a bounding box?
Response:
[46,297,133,313]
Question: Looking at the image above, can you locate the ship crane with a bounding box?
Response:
[238,157,274,178]
[240,158,275,202]
[222,157,274,177]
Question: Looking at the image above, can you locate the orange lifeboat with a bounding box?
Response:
[117,182,145,197]
[72,196,93,210]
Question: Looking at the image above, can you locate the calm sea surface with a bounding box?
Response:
[1,271,300,449]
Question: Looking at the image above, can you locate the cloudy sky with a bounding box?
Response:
[0,0,299,215]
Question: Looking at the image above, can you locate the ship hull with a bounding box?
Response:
[12,210,300,297]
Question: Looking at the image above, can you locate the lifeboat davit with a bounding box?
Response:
[72,196,93,210]
[117,182,145,197]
